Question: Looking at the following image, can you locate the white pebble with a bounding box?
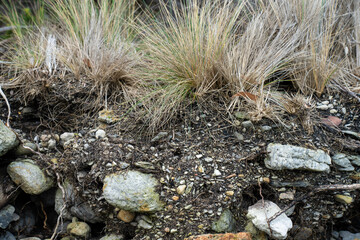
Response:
[96,129,106,139]
[329,109,338,114]
[213,169,221,176]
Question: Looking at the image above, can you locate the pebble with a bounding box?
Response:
[261,126,272,131]
[279,192,295,200]
[67,218,91,238]
[213,169,221,176]
[329,109,337,114]
[241,120,254,128]
[334,195,353,204]
[204,157,213,162]
[226,191,234,196]
[234,131,244,141]
[100,234,125,240]
[176,185,186,195]
[0,205,15,229]
[316,105,330,110]
[172,196,179,201]
[151,132,168,142]
[138,219,153,229]
[211,209,235,233]
[95,129,106,139]
[117,210,135,223]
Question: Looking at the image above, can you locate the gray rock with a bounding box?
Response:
[14,142,37,156]
[138,219,153,229]
[103,170,164,212]
[7,159,54,195]
[0,205,15,229]
[261,126,272,131]
[234,131,244,141]
[151,132,168,142]
[100,234,125,240]
[241,120,254,128]
[264,143,331,172]
[70,202,103,223]
[211,209,235,233]
[0,120,19,156]
[270,180,310,188]
[247,200,293,239]
[339,231,360,240]
[332,153,355,171]
[0,231,16,240]
[47,139,57,149]
[60,132,75,146]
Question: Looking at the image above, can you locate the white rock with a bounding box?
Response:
[96,129,106,139]
[247,200,293,239]
[329,109,338,114]
[213,169,221,176]
[60,132,75,146]
[264,143,331,172]
[316,105,329,110]
[176,185,186,195]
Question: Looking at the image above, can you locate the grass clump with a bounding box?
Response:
[136,0,245,129]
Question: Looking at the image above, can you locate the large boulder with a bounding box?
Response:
[264,143,331,172]
[0,120,19,156]
[7,159,54,195]
[103,170,164,212]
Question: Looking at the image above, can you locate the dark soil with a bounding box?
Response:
[1,91,360,240]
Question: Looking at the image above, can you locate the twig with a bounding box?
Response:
[0,85,11,127]
[268,183,360,223]
[50,172,66,240]
[259,179,273,237]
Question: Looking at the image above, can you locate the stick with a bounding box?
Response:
[0,85,11,127]
[268,184,360,223]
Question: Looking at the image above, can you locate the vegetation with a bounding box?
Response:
[0,0,359,130]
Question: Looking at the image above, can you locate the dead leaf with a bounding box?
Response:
[83,58,92,69]
[232,92,257,101]
[321,116,342,127]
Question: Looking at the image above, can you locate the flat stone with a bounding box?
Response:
[103,170,164,212]
[100,234,125,240]
[234,132,244,141]
[176,185,186,195]
[60,132,75,144]
[332,153,355,171]
[334,195,353,204]
[138,219,152,229]
[0,120,19,156]
[247,200,293,239]
[134,161,155,170]
[14,142,37,156]
[185,232,251,240]
[98,109,120,124]
[7,159,54,195]
[151,132,168,142]
[211,209,235,233]
[264,143,331,172]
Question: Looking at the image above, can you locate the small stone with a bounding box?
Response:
[334,195,353,204]
[262,177,270,183]
[321,101,330,105]
[332,153,355,171]
[198,165,204,173]
[211,209,235,233]
[279,192,295,200]
[60,132,75,145]
[261,126,272,131]
[170,228,178,233]
[138,219,152,229]
[96,129,106,139]
[185,233,251,240]
[0,121,19,156]
[204,157,213,162]
[241,120,254,128]
[98,109,120,124]
[176,185,186,195]
[213,169,221,176]
[225,191,234,196]
[151,132,168,142]
[134,161,155,170]
[172,196,179,201]
[341,108,346,114]
[47,139,56,150]
[0,205,15,229]
[316,105,329,110]
[100,234,124,240]
[350,173,360,180]
[117,210,135,223]
[164,227,170,232]
[234,132,244,141]
[294,227,313,240]
[67,218,91,238]
[329,109,337,114]
[196,154,203,159]
[14,142,37,156]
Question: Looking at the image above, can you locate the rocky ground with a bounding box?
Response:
[0,92,360,240]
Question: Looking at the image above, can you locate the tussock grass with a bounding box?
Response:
[135,0,245,129]
[0,0,359,131]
